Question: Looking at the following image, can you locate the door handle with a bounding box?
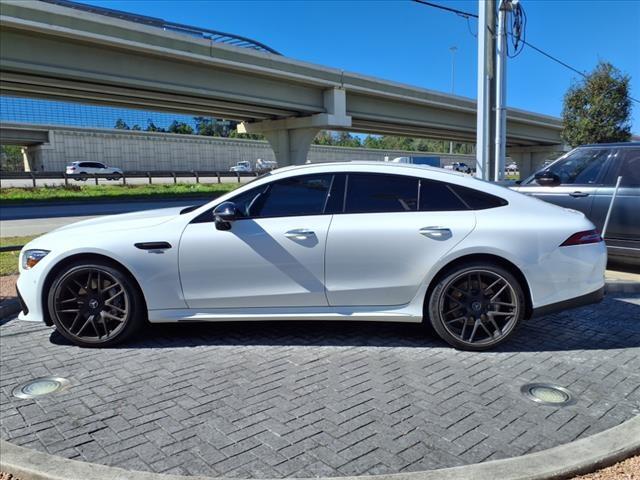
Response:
[285,229,315,239]
[419,226,452,240]
[570,191,589,198]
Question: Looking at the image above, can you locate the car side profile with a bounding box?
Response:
[17,162,606,350]
[514,143,640,265]
[66,161,123,180]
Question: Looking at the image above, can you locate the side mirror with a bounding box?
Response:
[213,201,237,230]
[534,171,561,186]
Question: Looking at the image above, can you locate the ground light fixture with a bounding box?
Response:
[521,383,574,406]
[12,376,70,399]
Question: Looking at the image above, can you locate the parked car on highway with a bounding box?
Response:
[66,161,123,181]
[513,142,639,265]
[505,162,518,173]
[18,162,606,350]
[444,162,472,174]
[229,160,252,173]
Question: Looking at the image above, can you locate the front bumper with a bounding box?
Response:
[531,285,605,318]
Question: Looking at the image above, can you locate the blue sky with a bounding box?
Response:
[81,0,640,132]
[5,0,640,133]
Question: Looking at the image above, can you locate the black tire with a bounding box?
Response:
[47,260,145,347]
[79,172,88,182]
[111,172,122,181]
[427,261,525,351]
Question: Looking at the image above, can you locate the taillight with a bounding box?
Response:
[560,229,602,247]
[68,166,76,171]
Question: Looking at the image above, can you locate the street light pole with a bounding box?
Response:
[449,46,457,154]
[494,0,509,181]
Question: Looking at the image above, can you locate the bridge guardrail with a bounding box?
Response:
[0,170,260,187]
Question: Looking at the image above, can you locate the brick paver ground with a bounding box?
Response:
[1,292,639,478]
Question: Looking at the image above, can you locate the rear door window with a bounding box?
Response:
[419,180,468,211]
[345,173,418,213]
[617,149,640,187]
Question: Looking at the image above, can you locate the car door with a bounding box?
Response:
[179,173,334,309]
[516,147,613,216]
[324,173,477,306]
[589,147,640,258]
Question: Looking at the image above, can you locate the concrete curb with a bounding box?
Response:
[2,416,639,480]
[605,280,640,294]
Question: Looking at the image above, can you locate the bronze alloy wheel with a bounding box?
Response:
[49,263,143,346]
[429,263,525,350]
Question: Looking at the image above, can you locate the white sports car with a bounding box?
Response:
[17,162,606,350]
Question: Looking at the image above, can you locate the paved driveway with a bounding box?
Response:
[1,293,639,478]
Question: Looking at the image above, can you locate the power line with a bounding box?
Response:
[411,0,640,104]
[412,0,476,19]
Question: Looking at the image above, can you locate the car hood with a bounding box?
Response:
[51,206,185,234]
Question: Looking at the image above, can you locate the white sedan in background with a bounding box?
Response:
[65,161,123,180]
[17,162,606,350]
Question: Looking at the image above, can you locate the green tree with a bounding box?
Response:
[114,118,130,130]
[145,120,165,132]
[561,61,632,147]
[167,121,194,135]
[0,145,23,172]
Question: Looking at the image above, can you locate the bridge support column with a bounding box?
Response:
[507,145,567,178]
[21,147,34,172]
[238,88,352,166]
[262,128,320,166]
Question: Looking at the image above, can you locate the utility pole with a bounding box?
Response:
[494,0,511,181]
[475,0,495,180]
[449,45,457,155]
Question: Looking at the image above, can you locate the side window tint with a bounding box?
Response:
[419,180,468,211]
[543,148,610,185]
[618,149,640,187]
[345,174,418,213]
[449,184,508,210]
[256,174,332,217]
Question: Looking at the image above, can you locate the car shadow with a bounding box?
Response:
[49,293,640,352]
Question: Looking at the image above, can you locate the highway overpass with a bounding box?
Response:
[0,0,563,169]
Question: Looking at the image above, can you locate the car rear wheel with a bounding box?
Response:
[47,261,145,347]
[427,262,525,351]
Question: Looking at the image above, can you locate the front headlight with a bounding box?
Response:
[22,249,50,270]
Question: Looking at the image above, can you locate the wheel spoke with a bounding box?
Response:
[489,283,508,302]
[487,311,513,316]
[105,303,126,314]
[102,311,125,322]
[478,320,493,337]
[104,289,124,304]
[445,316,466,325]
[483,278,502,295]
[468,320,480,343]
[492,301,516,308]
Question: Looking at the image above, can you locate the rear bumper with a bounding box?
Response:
[531,286,605,318]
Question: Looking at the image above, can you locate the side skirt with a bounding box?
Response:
[148,306,422,324]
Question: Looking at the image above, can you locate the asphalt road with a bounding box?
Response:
[0,198,208,237]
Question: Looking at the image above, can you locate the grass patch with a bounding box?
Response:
[0,183,240,203]
[0,235,39,276]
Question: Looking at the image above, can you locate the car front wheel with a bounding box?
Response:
[427,262,525,350]
[47,261,145,347]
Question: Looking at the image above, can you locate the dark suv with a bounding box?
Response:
[514,142,640,265]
